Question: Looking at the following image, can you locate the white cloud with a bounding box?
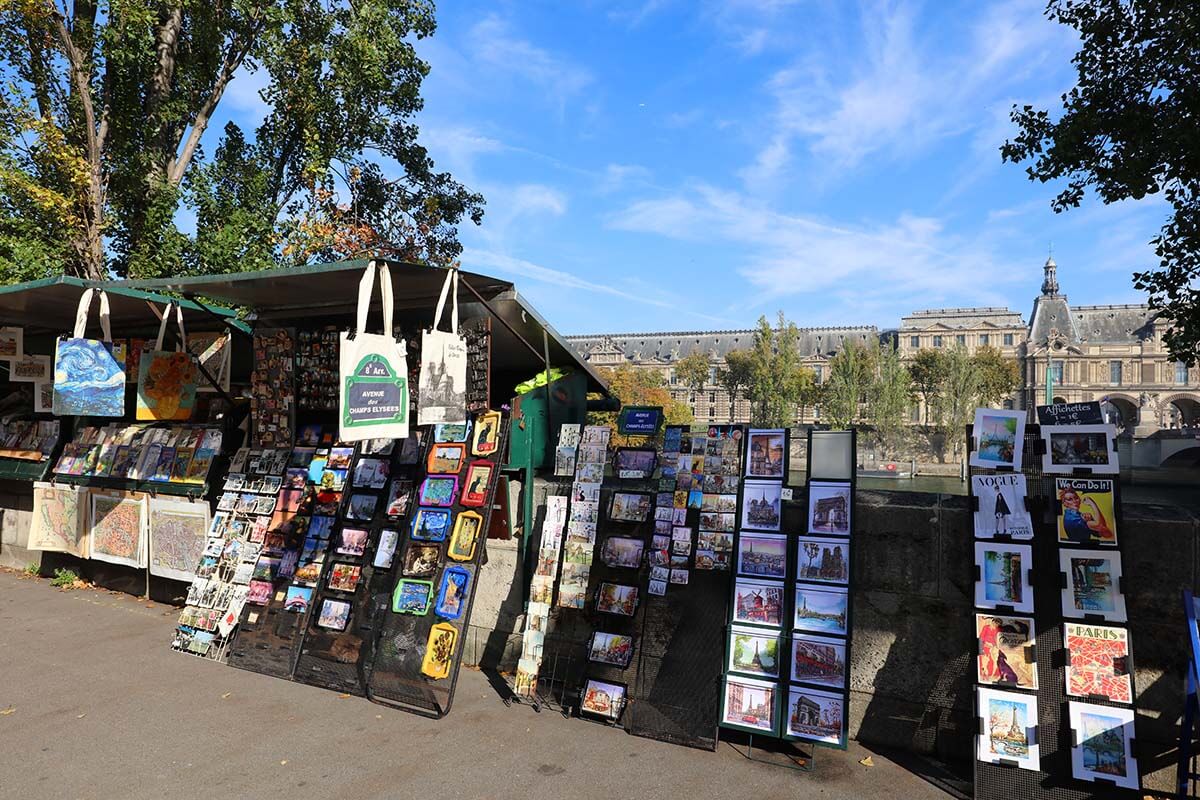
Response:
[467,15,593,112]
[221,64,271,125]
[419,125,505,184]
[599,163,653,193]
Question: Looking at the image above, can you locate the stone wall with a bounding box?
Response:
[0,480,35,571]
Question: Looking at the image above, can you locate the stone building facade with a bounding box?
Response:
[566,257,1200,434]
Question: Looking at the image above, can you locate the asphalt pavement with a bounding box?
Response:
[0,569,956,800]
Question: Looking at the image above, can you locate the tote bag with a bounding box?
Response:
[417,268,467,425]
[136,302,198,421]
[53,288,126,417]
[339,261,410,441]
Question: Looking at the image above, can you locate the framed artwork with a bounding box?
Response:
[392,579,434,614]
[433,421,471,443]
[975,614,1037,690]
[460,461,493,508]
[346,493,378,521]
[0,326,23,359]
[283,586,313,613]
[969,408,1026,470]
[741,479,782,532]
[608,491,652,523]
[35,381,53,413]
[246,579,272,605]
[974,541,1034,613]
[807,481,851,535]
[9,354,50,382]
[471,409,501,456]
[588,632,634,668]
[1041,424,1119,474]
[721,674,777,735]
[809,429,854,480]
[336,527,369,557]
[1060,548,1127,622]
[581,679,626,721]
[746,428,786,479]
[600,536,644,569]
[1055,478,1118,546]
[327,447,354,470]
[402,543,441,577]
[411,507,452,542]
[327,563,363,593]
[595,582,638,616]
[977,687,1040,771]
[1068,701,1138,788]
[614,447,656,479]
[418,476,458,507]
[421,622,458,679]
[1064,622,1132,703]
[796,536,850,584]
[972,474,1034,539]
[435,565,471,619]
[427,442,467,475]
[351,457,390,489]
[447,510,483,562]
[793,585,849,636]
[784,686,846,746]
[791,633,847,689]
[89,491,146,568]
[736,532,787,579]
[385,479,414,517]
[316,598,351,631]
[727,625,780,678]
[732,577,785,629]
[147,496,210,582]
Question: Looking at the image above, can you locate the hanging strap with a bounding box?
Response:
[431,267,459,335]
[71,288,113,342]
[354,260,396,339]
[151,302,188,352]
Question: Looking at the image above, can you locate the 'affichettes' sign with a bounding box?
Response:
[1036,401,1103,426]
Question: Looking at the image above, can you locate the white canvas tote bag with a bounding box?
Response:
[417,268,467,425]
[339,262,410,441]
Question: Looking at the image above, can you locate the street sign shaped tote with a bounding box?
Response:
[339,262,410,442]
[53,289,126,417]
[417,268,467,425]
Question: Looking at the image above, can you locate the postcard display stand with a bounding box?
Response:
[969,418,1141,799]
[719,428,854,765]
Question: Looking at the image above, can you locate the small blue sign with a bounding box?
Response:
[618,406,663,436]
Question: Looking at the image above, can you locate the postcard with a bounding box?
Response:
[794,585,849,636]
[1041,424,1119,474]
[588,632,634,668]
[316,598,351,630]
[595,582,638,616]
[352,457,390,489]
[728,626,780,678]
[721,675,776,734]
[792,633,847,688]
[346,493,378,521]
[647,579,667,596]
[614,447,656,479]
[796,536,850,584]
[1060,548,1126,622]
[1064,622,1131,703]
[246,579,272,605]
[581,679,626,721]
[977,687,1039,770]
[385,479,414,517]
[327,447,354,470]
[807,481,851,535]
[972,474,1035,539]
[970,408,1026,470]
[1068,701,1138,788]
[976,614,1038,690]
[1055,478,1118,546]
[670,568,689,584]
[732,578,785,628]
[974,541,1034,613]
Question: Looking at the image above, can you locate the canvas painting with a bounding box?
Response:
[732,578,785,628]
[976,614,1038,690]
[1060,549,1126,622]
[609,491,652,522]
[737,532,787,579]
[807,481,851,535]
[970,408,1025,470]
[601,536,644,569]
[793,585,849,636]
[974,541,1034,613]
[972,474,1034,539]
[796,536,850,584]
[1069,701,1138,788]
[89,491,146,568]
[721,675,777,734]
[977,687,1040,771]
[1064,622,1132,703]
[1041,424,1119,474]
[785,686,846,746]
[728,626,780,678]
[791,634,847,688]
[746,429,785,478]
[588,632,634,668]
[147,497,210,582]
[741,479,782,532]
[595,582,638,616]
[581,679,626,721]
[1056,478,1118,546]
[28,482,86,557]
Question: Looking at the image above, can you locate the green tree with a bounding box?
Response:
[908,349,948,425]
[744,312,815,427]
[973,345,1021,407]
[822,339,874,428]
[868,342,914,458]
[674,352,711,395]
[590,364,692,448]
[931,346,980,461]
[1002,0,1200,364]
[718,348,754,422]
[0,0,483,281]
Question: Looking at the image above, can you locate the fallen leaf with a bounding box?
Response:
[221,692,232,699]
[280,760,288,766]
[375,715,382,719]
[859,756,874,767]
[337,693,351,699]
[0,708,14,716]
[76,713,86,719]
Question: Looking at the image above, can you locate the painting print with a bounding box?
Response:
[581,679,626,721]
[1064,623,1131,703]
[721,675,777,734]
[147,497,211,582]
[1042,425,1119,474]
[732,578,785,628]
[972,474,1034,539]
[1060,549,1126,622]
[976,614,1037,690]
[741,479,781,531]
[807,481,851,535]
[970,408,1025,470]
[974,541,1033,613]
[728,626,780,678]
[746,429,785,478]
[793,586,848,636]
[785,686,845,746]
[28,482,86,557]
[736,532,787,579]
[977,687,1040,770]
[1056,478,1118,546]
[791,634,847,688]
[90,491,146,568]
[1069,702,1138,788]
[796,536,850,584]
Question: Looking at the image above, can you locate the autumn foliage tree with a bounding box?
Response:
[590,364,692,447]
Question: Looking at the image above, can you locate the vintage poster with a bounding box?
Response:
[89,491,147,568]
[1060,548,1127,623]
[1055,478,1118,546]
[147,496,211,582]
[187,331,232,392]
[970,408,1026,470]
[976,614,1037,690]
[977,687,1040,771]
[972,473,1034,539]
[1068,701,1138,788]
[28,482,87,558]
[1064,622,1132,704]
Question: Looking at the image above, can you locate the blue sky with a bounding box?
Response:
[215,0,1166,335]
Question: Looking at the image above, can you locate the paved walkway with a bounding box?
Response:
[0,570,955,800]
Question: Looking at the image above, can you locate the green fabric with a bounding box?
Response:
[515,367,571,395]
